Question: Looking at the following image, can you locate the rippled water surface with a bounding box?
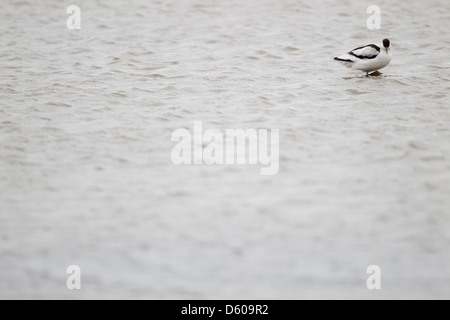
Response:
[1,0,449,299]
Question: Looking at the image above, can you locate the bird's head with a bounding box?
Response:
[383,39,391,54]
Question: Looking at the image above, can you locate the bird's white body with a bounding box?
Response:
[335,39,392,75]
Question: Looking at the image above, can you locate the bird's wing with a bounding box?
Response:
[349,45,380,60]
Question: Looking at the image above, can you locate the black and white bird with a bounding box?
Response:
[334,39,392,76]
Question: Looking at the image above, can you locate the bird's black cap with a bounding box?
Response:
[383,39,390,48]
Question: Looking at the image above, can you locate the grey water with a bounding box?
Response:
[0,0,449,299]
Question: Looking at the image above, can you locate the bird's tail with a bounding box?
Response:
[334,55,355,69]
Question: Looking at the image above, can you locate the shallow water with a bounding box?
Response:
[0,0,449,299]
